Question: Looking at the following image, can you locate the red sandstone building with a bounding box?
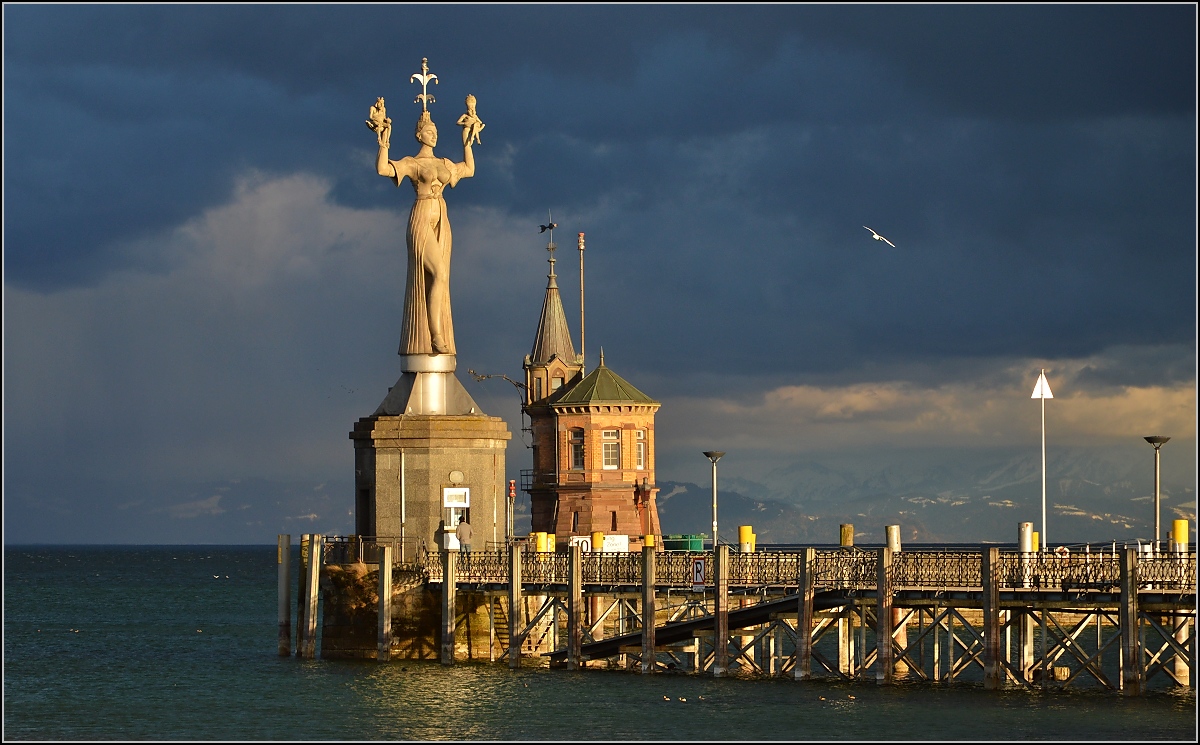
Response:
[520,247,662,548]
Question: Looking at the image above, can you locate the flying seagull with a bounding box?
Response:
[863,226,896,247]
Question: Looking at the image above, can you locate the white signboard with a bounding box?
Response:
[442,487,470,508]
[602,534,629,553]
[568,535,592,552]
[692,557,706,593]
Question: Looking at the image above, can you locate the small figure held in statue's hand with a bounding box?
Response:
[367,97,392,148]
[455,516,473,554]
[457,94,485,146]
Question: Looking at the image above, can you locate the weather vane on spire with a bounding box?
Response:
[410,57,438,111]
[540,210,558,275]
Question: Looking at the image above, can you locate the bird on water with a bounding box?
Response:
[863,225,896,247]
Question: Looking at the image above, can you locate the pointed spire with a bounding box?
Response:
[530,236,576,366]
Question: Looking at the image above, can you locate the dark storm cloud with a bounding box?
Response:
[6,4,1193,288]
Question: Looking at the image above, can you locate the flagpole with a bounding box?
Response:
[1032,369,1053,554]
[1041,372,1047,552]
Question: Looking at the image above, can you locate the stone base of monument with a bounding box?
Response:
[350,381,511,554]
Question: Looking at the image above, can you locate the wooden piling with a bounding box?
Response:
[876,546,893,684]
[1119,547,1142,695]
[277,534,291,657]
[713,544,729,676]
[641,545,656,674]
[377,543,392,662]
[295,534,309,657]
[1020,611,1035,683]
[838,526,854,677]
[795,547,815,681]
[982,547,1002,689]
[931,604,940,682]
[299,534,322,659]
[886,525,908,677]
[441,548,458,665]
[568,544,583,670]
[508,542,523,669]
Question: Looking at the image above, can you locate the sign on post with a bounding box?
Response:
[692,557,706,593]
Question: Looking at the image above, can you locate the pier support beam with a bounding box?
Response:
[876,546,893,684]
[277,534,291,657]
[377,544,392,662]
[568,544,583,670]
[982,547,1002,689]
[795,547,815,681]
[441,548,458,666]
[641,545,656,674]
[713,544,729,676]
[1119,547,1142,695]
[508,543,523,669]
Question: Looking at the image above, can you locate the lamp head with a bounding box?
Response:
[1144,436,1171,448]
[703,451,725,463]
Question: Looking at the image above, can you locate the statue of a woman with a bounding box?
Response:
[374,103,478,357]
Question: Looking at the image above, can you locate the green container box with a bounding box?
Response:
[662,534,705,551]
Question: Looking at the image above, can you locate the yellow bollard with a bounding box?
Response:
[644,534,656,548]
[591,531,605,552]
[546,533,556,552]
[750,533,757,553]
[1032,531,1040,553]
[1173,520,1189,550]
[734,525,753,549]
[535,531,547,553]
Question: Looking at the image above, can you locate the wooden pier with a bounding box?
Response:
[282,534,1196,694]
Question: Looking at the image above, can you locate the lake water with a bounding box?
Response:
[4,546,1195,741]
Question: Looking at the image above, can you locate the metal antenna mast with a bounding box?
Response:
[578,232,586,375]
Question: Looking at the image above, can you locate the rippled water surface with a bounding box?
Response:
[4,546,1195,740]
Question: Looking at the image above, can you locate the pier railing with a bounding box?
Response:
[367,544,1195,593]
[323,535,428,565]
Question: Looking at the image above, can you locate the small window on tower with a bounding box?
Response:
[572,511,580,532]
[602,430,620,469]
[636,430,646,470]
[569,429,585,470]
[552,376,564,391]
[611,511,618,532]
[534,377,543,400]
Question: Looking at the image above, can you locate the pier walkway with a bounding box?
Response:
[286,535,1195,694]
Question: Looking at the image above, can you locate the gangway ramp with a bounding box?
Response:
[545,589,851,662]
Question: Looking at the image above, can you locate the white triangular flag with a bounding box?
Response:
[1031,370,1054,399]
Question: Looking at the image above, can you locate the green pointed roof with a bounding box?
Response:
[551,354,657,406]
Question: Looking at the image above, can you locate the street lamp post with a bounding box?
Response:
[703,451,725,549]
[1144,436,1170,553]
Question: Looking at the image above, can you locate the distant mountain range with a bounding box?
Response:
[654,447,1195,546]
